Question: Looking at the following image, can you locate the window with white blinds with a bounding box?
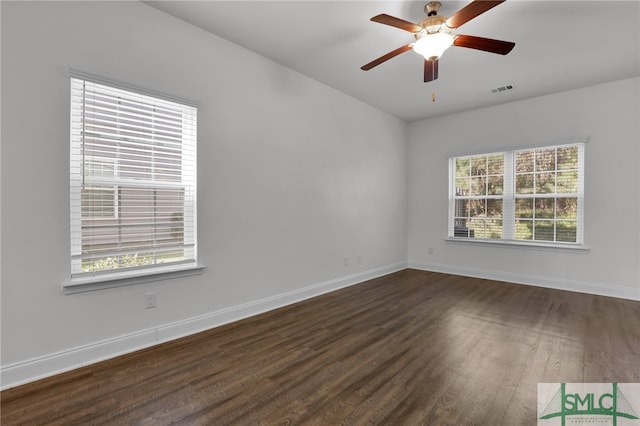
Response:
[448,143,584,246]
[70,77,197,283]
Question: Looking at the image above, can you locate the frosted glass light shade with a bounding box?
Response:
[413,32,454,60]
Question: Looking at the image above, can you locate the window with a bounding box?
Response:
[449,143,584,245]
[452,153,505,239]
[513,146,582,243]
[70,76,197,284]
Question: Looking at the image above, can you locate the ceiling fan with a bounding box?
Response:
[361,0,515,82]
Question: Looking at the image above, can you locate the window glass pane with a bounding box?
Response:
[487,175,503,195]
[557,146,578,170]
[82,187,115,218]
[487,199,502,218]
[515,198,533,218]
[486,219,503,239]
[82,256,119,273]
[469,199,486,218]
[535,149,556,171]
[516,173,534,194]
[456,157,470,176]
[515,220,533,240]
[556,221,577,242]
[516,151,534,173]
[455,177,470,195]
[534,198,555,218]
[82,252,185,273]
[534,221,555,241]
[471,157,487,176]
[470,177,486,196]
[536,172,556,193]
[468,218,485,237]
[455,199,470,218]
[557,171,578,193]
[467,219,503,239]
[556,197,577,219]
[487,154,504,175]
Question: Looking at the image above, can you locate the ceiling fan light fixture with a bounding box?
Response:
[362,0,515,82]
[412,32,454,60]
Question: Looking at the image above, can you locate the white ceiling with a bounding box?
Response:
[146,1,640,122]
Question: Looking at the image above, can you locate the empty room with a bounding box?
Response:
[1,1,639,424]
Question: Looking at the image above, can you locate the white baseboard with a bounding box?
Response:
[408,261,640,301]
[0,262,407,391]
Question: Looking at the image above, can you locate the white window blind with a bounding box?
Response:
[448,143,584,246]
[70,77,197,281]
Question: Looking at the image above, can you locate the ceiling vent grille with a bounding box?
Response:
[491,84,514,93]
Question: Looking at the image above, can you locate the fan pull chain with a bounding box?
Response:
[431,65,436,102]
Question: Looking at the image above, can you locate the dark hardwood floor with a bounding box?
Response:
[2,269,639,425]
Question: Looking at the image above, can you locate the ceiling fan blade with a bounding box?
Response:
[424,59,439,82]
[453,35,515,55]
[371,14,422,33]
[361,44,413,71]
[446,1,505,29]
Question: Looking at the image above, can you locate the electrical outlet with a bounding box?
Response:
[144,292,157,309]
[428,248,434,255]
[344,257,349,266]
[356,255,361,264]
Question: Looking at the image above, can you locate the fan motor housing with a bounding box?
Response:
[416,15,448,39]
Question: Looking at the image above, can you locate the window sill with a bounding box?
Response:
[64,263,206,294]
[445,237,589,253]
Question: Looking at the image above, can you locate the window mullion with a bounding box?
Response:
[576,143,585,244]
[503,151,515,240]
[448,157,455,237]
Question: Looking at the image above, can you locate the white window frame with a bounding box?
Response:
[67,72,203,292]
[448,142,585,248]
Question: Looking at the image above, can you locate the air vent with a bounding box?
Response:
[491,84,514,93]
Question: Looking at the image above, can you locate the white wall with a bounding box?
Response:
[408,77,640,301]
[0,1,407,387]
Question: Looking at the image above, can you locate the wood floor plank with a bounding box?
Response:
[2,269,639,425]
